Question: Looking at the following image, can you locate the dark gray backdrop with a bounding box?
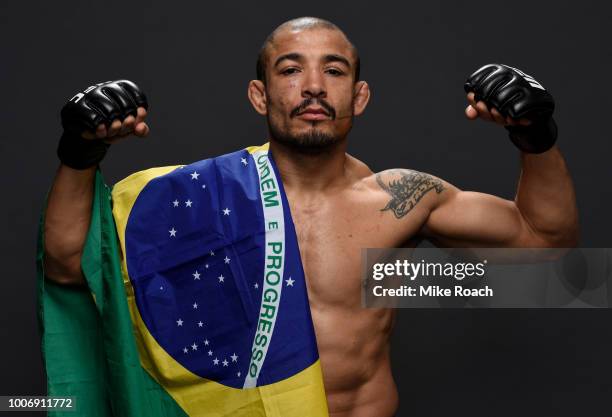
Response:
[1,1,611,416]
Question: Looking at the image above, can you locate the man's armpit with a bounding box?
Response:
[375,169,445,219]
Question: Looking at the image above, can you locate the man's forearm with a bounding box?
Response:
[515,146,579,245]
[43,164,97,284]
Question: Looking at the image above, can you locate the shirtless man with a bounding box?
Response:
[43,17,578,417]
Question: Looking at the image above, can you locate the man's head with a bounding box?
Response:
[248,17,370,153]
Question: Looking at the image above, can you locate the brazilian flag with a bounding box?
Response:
[36,143,329,416]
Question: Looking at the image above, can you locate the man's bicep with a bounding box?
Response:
[421,189,546,248]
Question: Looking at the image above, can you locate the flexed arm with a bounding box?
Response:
[420,64,578,248]
[44,81,149,285]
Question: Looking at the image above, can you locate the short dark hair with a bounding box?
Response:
[256,17,360,84]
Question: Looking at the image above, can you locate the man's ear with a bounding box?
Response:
[352,81,370,116]
[248,80,267,115]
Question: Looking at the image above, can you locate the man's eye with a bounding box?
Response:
[281,68,299,75]
[326,68,344,76]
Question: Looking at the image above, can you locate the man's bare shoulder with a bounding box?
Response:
[359,168,454,219]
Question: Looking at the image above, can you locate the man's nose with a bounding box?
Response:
[302,70,327,98]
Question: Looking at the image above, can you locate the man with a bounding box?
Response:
[43,17,578,417]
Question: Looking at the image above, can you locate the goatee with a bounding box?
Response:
[268,121,342,155]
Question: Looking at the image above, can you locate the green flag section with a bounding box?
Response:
[36,144,329,416]
[37,169,190,417]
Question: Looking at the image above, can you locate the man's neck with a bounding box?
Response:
[268,138,350,193]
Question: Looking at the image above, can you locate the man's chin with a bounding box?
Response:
[270,128,341,154]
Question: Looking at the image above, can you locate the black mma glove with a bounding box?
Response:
[464,64,557,154]
[57,80,148,169]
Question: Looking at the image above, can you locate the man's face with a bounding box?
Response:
[260,28,360,151]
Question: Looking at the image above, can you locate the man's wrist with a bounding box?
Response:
[57,132,110,170]
[506,117,558,154]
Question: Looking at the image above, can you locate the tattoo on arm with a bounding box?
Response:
[376,169,444,219]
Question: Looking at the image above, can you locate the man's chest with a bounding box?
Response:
[286,191,428,305]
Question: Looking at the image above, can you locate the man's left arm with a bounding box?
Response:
[421,64,579,248]
[421,146,578,248]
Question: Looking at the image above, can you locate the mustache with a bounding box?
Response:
[290,98,336,120]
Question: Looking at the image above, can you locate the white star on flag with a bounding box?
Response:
[254,283,259,289]
[204,339,210,346]
[231,353,238,362]
[218,274,225,283]
[222,359,229,367]
[213,358,219,365]
[285,277,295,287]
[208,350,213,356]
[201,184,206,189]
[176,319,183,326]
[224,256,231,264]
[169,228,177,237]
[191,171,200,180]
[191,343,198,351]
[172,200,179,207]
[240,157,248,166]
[193,271,201,280]
[223,208,231,216]
[210,250,215,256]
[237,372,241,377]
[160,286,163,290]
[193,302,198,309]
[205,263,209,269]
[185,200,192,207]
[198,321,203,327]
[183,347,188,354]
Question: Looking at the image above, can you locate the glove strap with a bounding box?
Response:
[57,132,110,170]
[505,117,558,154]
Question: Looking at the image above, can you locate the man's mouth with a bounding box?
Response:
[297,107,330,121]
[290,98,336,120]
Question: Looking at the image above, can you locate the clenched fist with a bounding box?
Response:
[58,80,150,169]
[463,64,557,154]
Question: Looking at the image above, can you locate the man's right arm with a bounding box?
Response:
[43,165,96,286]
[43,80,149,286]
